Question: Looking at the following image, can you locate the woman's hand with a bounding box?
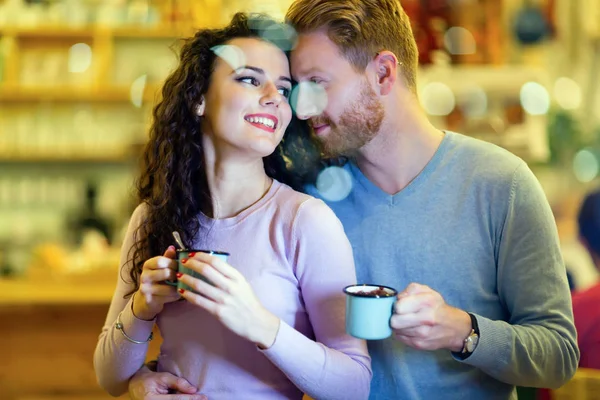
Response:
[178,252,280,349]
[132,245,181,321]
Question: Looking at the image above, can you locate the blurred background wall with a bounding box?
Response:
[0,0,599,398]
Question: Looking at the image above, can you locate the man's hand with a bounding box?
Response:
[128,365,207,400]
[390,283,472,352]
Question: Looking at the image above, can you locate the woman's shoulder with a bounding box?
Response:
[273,179,342,232]
[129,202,149,226]
[273,179,329,214]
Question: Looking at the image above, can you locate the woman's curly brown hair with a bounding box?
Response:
[125,12,321,294]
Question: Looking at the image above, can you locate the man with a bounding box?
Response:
[126,1,578,398]
[573,190,600,369]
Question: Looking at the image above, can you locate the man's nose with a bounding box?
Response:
[295,93,321,120]
[293,82,327,120]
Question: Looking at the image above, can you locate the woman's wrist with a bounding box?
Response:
[254,309,281,350]
[132,292,158,321]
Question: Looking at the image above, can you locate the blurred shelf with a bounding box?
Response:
[0,26,95,39]
[0,154,135,164]
[0,277,116,305]
[111,26,192,38]
[0,85,161,103]
[0,25,191,39]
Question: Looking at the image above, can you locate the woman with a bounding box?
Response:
[93,13,371,400]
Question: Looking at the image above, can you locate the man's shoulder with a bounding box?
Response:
[444,131,528,185]
[447,131,524,170]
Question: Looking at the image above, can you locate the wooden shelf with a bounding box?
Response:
[1,26,95,39]
[111,26,191,39]
[0,25,191,39]
[0,277,116,305]
[0,155,136,164]
[0,85,161,103]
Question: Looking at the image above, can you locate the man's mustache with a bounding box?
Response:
[309,117,332,127]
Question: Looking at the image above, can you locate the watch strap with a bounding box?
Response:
[468,312,480,336]
[452,312,479,360]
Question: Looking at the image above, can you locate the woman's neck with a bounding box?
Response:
[202,140,272,219]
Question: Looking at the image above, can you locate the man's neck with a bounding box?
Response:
[354,110,444,195]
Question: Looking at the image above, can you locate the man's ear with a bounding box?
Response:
[195,97,206,116]
[373,50,398,96]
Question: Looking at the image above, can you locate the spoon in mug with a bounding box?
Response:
[172,231,186,250]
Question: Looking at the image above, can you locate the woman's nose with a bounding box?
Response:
[260,83,283,107]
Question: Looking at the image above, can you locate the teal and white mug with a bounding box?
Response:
[165,249,230,292]
[344,284,398,340]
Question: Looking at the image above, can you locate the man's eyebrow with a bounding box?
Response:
[233,66,292,85]
[294,67,325,76]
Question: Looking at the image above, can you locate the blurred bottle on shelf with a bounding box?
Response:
[1,215,33,277]
[68,180,113,247]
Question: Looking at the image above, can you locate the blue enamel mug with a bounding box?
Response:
[165,249,230,292]
[344,284,398,340]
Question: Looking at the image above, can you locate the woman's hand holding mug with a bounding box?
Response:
[178,252,281,349]
[132,245,181,321]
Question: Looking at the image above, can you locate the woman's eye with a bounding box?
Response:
[310,77,323,84]
[237,76,260,86]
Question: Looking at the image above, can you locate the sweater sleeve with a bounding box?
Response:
[458,162,579,388]
[261,198,372,400]
[93,204,156,396]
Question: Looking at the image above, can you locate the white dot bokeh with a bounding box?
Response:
[421,82,456,116]
[211,45,246,71]
[290,81,328,118]
[459,85,488,117]
[553,77,582,110]
[130,74,147,108]
[316,166,353,202]
[520,82,550,115]
[444,27,476,55]
[573,149,599,183]
[68,43,92,73]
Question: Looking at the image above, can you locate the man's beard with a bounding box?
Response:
[312,81,385,158]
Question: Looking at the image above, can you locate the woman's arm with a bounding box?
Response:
[93,205,156,396]
[259,198,372,400]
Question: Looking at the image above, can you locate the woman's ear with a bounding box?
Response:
[195,97,206,116]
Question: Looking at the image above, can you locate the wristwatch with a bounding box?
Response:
[456,313,479,359]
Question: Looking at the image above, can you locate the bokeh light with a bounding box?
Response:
[553,77,582,110]
[458,85,488,117]
[130,74,147,108]
[211,45,246,71]
[420,82,456,116]
[520,82,550,115]
[260,23,298,51]
[573,149,599,183]
[68,43,92,73]
[316,166,353,202]
[290,81,328,117]
[444,27,476,55]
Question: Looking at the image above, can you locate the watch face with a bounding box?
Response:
[466,335,479,353]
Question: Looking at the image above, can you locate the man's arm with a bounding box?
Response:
[128,364,207,400]
[460,162,579,388]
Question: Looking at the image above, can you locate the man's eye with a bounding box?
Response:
[278,87,291,98]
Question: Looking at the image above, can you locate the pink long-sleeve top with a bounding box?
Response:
[94,179,372,399]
